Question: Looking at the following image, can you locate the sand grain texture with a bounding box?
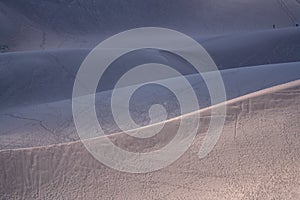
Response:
[0,81,299,200]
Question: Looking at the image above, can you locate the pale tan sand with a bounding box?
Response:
[0,80,299,200]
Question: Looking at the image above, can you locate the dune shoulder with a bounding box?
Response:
[0,80,299,199]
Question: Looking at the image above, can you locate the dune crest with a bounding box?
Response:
[0,80,299,199]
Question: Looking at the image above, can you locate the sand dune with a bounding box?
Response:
[1,1,300,199]
[1,27,300,109]
[1,0,300,50]
[0,80,299,199]
[203,27,300,69]
[1,62,300,150]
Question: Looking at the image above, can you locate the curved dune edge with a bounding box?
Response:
[2,79,299,153]
[0,80,299,199]
[1,80,299,199]
[1,62,299,151]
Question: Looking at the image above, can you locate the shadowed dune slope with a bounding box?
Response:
[0,80,299,199]
[0,63,299,150]
[0,1,299,199]
[1,0,300,50]
[203,27,300,69]
[1,27,300,110]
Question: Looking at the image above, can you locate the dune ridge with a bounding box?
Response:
[1,79,299,153]
[0,80,299,199]
[1,62,299,150]
[0,1,300,199]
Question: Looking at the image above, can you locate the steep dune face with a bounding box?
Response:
[0,81,299,200]
[0,1,300,199]
[0,2,20,48]
[0,49,89,109]
[1,0,300,50]
[0,2,56,51]
[1,27,300,110]
[1,63,300,150]
[203,27,300,68]
[2,0,294,33]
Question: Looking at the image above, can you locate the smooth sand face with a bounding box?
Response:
[1,27,299,110]
[1,0,300,51]
[1,62,300,150]
[1,1,300,199]
[0,81,299,200]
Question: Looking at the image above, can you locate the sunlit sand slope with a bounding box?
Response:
[0,80,299,200]
[1,63,299,150]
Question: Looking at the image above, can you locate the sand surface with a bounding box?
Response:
[1,0,300,51]
[1,1,300,199]
[1,62,300,150]
[0,80,299,200]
